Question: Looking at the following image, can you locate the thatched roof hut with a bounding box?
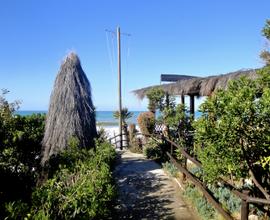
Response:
[133,69,258,99]
[41,52,97,165]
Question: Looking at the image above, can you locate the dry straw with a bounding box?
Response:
[41,52,97,165]
[133,69,258,99]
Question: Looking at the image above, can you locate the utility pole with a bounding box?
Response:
[117,26,123,150]
[105,27,130,150]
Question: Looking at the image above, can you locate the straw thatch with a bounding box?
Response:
[199,69,258,96]
[41,52,97,165]
[133,69,258,99]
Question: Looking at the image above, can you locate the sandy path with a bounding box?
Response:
[113,150,198,220]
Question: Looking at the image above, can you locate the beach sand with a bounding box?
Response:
[97,125,141,148]
[97,125,140,138]
[97,125,121,138]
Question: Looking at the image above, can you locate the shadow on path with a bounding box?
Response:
[113,150,197,220]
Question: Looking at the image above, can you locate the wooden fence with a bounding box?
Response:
[108,133,129,147]
[156,133,270,220]
[108,128,270,219]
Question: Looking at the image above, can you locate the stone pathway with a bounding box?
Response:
[113,150,199,220]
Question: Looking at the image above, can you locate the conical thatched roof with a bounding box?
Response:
[41,52,97,165]
[133,69,258,99]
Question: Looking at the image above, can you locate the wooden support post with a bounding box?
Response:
[183,158,187,182]
[181,95,185,105]
[126,129,130,147]
[190,95,195,118]
[241,191,249,220]
[170,143,173,155]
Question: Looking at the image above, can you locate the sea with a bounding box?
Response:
[16,110,202,126]
[16,111,143,126]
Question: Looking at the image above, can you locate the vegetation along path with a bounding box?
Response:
[113,150,198,220]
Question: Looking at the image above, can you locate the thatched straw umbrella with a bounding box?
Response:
[133,69,258,117]
[199,69,258,96]
[132,69,258,99]
[41,52,97,165]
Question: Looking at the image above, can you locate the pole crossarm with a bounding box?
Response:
[105,29,131,36]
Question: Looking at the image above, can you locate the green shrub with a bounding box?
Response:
[143,138,162,160]
[146,87,165,113]
[128,123,137,143]
[30,140,116,219]
[162,162,178,177]
[194,68,270,193]
[4,138,116,219]
[129,137,143,153]
[208,185,241,214]
[137,111,155,136]
[187,167,241,217]
[0,90,45,218]
[183,184,217,220]
[4,200,30,220]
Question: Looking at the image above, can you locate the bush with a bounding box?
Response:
[129,137,143,153]
[146,87,165,113]
[137,111,155,136]
[4,200,30,220]
[143,138,162,160]
[183,182,241,219]
[128,123,137,142]
[183,184,217,220]
[28,139,116,220]
[3,136,117,219]
[194,69,270,193]
[162,162,178,177]
[0,92,45,218]
[208,185,241,214]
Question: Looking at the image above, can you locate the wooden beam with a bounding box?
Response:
[154,135,270,211]
[167,152,234,220]
[165,138,202,167]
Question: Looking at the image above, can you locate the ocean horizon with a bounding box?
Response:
[16,110,144,126]
[16,110,202,126]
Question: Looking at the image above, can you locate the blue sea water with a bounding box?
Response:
[16,110,202,125]
[16,111,143,125]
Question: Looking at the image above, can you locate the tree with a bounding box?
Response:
[146,87,165,114]
[193,20,270,200]
[162,104,193,150]
[260,19,270,65]
[113,107,133,127]
[193,70,270,199]
[113,107,133,142]
[113,107,133,128]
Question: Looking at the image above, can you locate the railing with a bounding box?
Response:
[108,127,270,219]
[108,131,143,148]
[108,134,126,146]
[152,132,270,220]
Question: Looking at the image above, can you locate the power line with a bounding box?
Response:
[105,31,115,75]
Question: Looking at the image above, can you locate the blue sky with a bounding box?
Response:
[0,0,269,111]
